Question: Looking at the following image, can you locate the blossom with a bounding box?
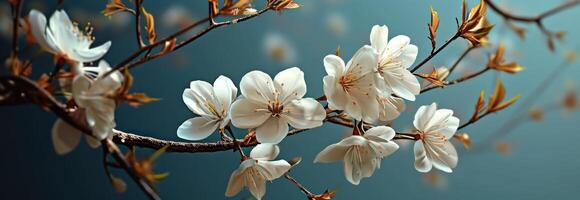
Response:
[225,144,291,200]
[52,60,123,155]
[314,126,399,185]
[413,103,460,173]
[177,76,237,141]
[323,45,380,123]
[369,25,420,101]
[377,91,405,122]
[230,67,326,144]
[28,9,111,62]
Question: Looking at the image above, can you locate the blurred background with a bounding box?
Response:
[1,0,579,199]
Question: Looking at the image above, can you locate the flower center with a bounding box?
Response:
[267,100,284,117]
[71,21,95,42]
[339,74,357,92]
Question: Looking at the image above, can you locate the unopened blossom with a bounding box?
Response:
[28,9,111,62]
[52,60,123,155]
[323,45,380,123]
[370,25,420,101]
[225,144,291,200]
[413,103,460,173]
[177,76,237,141]
[230,67,326,144]
[314,126,399,185]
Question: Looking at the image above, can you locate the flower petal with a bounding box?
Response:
[323,54,345,77]
[413,103,437,131]
[385,35,410,59]
[250,144,280,161]
[224,169,244,197]
[414,141,433,173]
[378,94,406,122]
[255,117,288,144]
[323,76,349,111]
[345,45,378,77]
[370,25,389,54]
[85,136,101,148]
[425,109,459,139]
[401,44,418,69]
[177,117,219,141]
[256,160,291,180]
[314,143,349,163]
[365,126,396,141]
[28,10,59,53]
[240,70,276,104]
[230,98,270,128]
[428,141,458,173]
[246,172,266,200]
[213,75,237,117]
[51,119,82,155]
[71,41,112,62]
[183,81,215,117]
[384,68,420,101]
[274,67,306,103]
[282,98,325,129]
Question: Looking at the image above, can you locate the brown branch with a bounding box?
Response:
[10,0,23,58]
[0,76,160,200]
[134,0,144,49]
[485,0,580,23]
[284,174,315,199]
[410,32,460,73]
[421,67,490,93]
[104,6,272,78]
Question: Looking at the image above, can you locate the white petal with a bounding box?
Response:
[250,144,280,161]
[385,35,410,59]
[384,68,420,101]
[230,98,270,128]
[274,67,306,103]
[176,117,219,141]
[314,143,349,163]
[213,75,237,116]
[343,146,376,185]
[282,98,325,129]
[365,126,396,141]
[345,45,378,77]
[182,81,215,116]
[367,140,399,158]
[378,94,406,122]
[51,119,82,155]
[255,117,288,144]
[414,141,433,173]
[239,70,276,104]
[224,169,244,197]
[425,109,459,138]
[49,10,75,53]
[246,172,266,200]
[413,103,437,131]
[401,44,418,69]
[71,75,91,107]
[323,76,349,111]
[428,141,458,173]
[28,10,59,53]
[370,25,389,54]
[256,160,291,180]
[85,136,101,148]
[84,99,116,140]
[323,54,345,77]
[71,41,112,62]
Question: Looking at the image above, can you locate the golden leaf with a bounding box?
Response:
[487,79,520,113]
[141,7,157,44]
[335,46,341,57]
[459,0,493,46]
[309,190,337,200]
[469,90,485,122]
[487,43,524,74]
[428,6,439,43]
[417,67,445,87]
[102,0,128,17]
[454,133,472,149]
[220,0,255,16]
[120,93,160,107]
[209,0,220,17]
[271,0,300,11]
[125,146,170,184]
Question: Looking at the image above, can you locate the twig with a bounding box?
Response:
[485,0,580,23]
[134,0,144,49]
[410,33,460,73]
[10,0,23,58]
[284,174,314,199]
[421,67,490,93]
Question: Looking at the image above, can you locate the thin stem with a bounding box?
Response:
[421,67,490,93]
[485,0,580,23]
[410,33,460,73]
[225,126,246,159]
[284,174,314,198]
[134,0,144,49]
[10,0,23,59]
[446,46,476,79]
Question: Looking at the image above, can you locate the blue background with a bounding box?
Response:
[1,0,579,199]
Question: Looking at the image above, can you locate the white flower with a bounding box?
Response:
[230,67,326,144]
[28,9,111,62]
[377,91,406,122]
[177,76,237,141]
[51,60,123,155]
[370,25,420,101]
[314,126,399,185]
[413,103,460,173]
[323,45,380,123]
[225,144,291,200]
